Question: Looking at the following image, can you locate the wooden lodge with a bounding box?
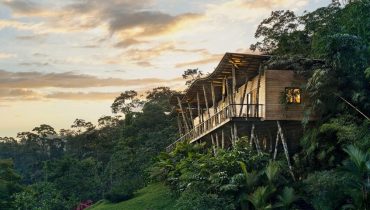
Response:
[168,53,314,160]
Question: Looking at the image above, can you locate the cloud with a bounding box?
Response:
[45,91,120,101]
[123,42,211,67]
[0,52,16,60]
[205,0,309,22]
[114,38,145,48]
[175,53,223,68]
[0,88,42,100]
[2,0,203,45]
[0,70,183,89]
[1,0,46,16]
[19,62,49,67]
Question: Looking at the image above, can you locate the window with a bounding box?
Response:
[285,88,301,104]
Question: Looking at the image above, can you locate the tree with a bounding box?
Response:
[0,159,22,209]
[182,68,203,86]
[146,87,178,112]
[111,90,143,114]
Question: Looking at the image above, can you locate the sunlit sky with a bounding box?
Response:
[0,0,330,137]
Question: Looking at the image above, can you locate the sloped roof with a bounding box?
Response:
[171,53,270,108]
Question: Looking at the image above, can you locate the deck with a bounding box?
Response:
[166,104,264,151]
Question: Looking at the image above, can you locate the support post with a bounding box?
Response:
[203,85,211,130]
[221,129,225,149]
[222,77,226,103]
[233,122,238,142]
[177,113,183,136]
[255,65,262,117]
[232,66,237,110]
[239,75,249,116]
[230,126,234,146]
[250,124,261,154]
[211,134,216,155]
[187,103,194,128]
[274,121,296,181]
[225,77,232,117]
[177,96,190,133]
[196,92,202,134]
[215,133,219,149]
[211,82,218,125]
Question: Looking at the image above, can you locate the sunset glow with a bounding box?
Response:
[0,0,330,136]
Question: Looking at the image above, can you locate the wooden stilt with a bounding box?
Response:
[274,121,295,181]
[177,97,190,133]
[187,103,194,128]
[221,129,225,149]
[203,85,211,130]
[211,134,216,155]
[177,114,183,136]
[239,75,249,116]
[196,92,202,134]
[277,121,295,180]
[250,124,261,154]
[231,66,237,115]
[268,130,273,153]
[273,129,279,160]
[255,65,263,117]
[225,77,231,116]
[215,133,219,149]
[222,77,226,103]
[230,126,235,146]
[233,123,238,142]
[211,82,218,124]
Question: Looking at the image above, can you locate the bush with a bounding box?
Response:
[302,170,346,210]
[104,182,136,203]
[174,188,234,210]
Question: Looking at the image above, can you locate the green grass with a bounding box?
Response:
[88,183,176,210]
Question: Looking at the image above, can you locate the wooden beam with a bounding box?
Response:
[250,124,261,154]
[187,102,194,128]
[231,66,237,115]
[203,85,211,130]
[177,96,190,133]
[215,132,219,149]
[196,92,201,126]
[239,75,249,116]
[211,134,216,155]
[277,121,295,181]
[233,122,238,142]
[230,126,235,147]
[177,113,183,136]
[255,65,262,117]
[222,77,226,103]
[221,129,225,149]
[211,82,218,124]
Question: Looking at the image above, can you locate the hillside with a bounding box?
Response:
[89,183,176,210]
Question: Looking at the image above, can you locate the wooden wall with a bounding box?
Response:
[264,70,307,121]
[191,69,312,126]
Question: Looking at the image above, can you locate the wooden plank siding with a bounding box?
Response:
[264,70,306,121]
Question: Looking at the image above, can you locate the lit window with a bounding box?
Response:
[285,88,301,104]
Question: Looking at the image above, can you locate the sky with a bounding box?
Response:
[0,0,331,137]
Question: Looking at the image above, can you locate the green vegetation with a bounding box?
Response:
[0,1,369,209]
[89,183,176,210]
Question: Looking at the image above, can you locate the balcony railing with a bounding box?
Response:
[166,104,264,151]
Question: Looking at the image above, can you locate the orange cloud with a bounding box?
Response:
[175,53,223,68]
[0,70,183,89]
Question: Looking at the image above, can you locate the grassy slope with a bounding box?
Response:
[88,183,176,210]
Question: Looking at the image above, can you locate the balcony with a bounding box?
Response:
[167,104,264,151]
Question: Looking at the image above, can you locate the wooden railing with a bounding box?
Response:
[166,104,264,151]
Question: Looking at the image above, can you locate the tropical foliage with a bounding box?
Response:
[0,1,369,209]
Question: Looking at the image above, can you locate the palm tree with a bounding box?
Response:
[275,187,299,210]
[341,145,369,209]
[247,186,275,210]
